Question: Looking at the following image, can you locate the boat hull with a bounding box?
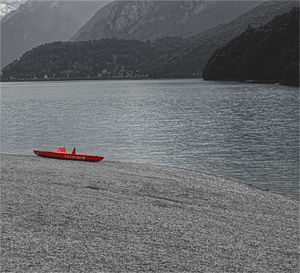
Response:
[33,150,104,162]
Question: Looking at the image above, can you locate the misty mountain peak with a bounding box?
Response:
[72,0,260,42]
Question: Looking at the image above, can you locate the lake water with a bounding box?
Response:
[1,79,299,199]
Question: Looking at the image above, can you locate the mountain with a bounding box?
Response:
[2,1,299,85]
[202,8,299,86]
[72,0,261,42]
[1,0,110,68]
[0,0,25,18]
[154,0,299,78]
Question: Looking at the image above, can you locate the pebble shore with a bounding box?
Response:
[1,154,299,272]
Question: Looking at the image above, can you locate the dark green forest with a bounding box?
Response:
[202,8,299,86]
[1,36,192,80]
[1,39,158,80]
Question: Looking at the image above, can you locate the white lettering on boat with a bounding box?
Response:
[63,155,86,160]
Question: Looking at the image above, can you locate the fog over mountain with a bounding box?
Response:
[1,0,110,68]
[72,0,261,42]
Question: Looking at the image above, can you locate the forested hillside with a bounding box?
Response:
[157,0,299,77]
[202,8,299,86]
[1,39,159,80]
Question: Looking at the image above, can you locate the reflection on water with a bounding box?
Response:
[1,79,299,199]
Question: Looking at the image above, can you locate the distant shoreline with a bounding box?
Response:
[0,75,198,83]
[1,77,298,87]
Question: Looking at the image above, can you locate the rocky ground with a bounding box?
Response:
[1,154,299,272]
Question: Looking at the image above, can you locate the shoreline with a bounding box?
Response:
[1,154,299,272]
[2,153,298,201]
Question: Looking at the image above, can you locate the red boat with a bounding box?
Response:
[33,146,104,162]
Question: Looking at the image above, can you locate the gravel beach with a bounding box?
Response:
[1,154,299,272]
